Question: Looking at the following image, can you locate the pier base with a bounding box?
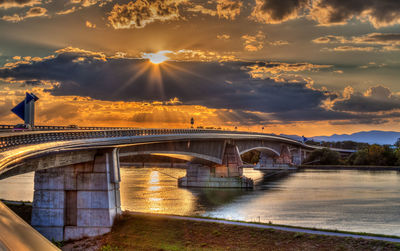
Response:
[178,164,253,188]
[254,152,293,170]
[31,149,121,241]
[178,144,253,188]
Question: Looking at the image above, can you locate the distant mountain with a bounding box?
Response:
[311,131,400,145]
[279,134,303,141]
[279,131,400,145]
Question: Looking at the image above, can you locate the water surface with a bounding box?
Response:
[1,167,399,236]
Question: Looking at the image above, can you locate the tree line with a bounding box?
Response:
[305,139,400,166]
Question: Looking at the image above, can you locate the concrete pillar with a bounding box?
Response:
[291,148,302,166]
[255,152,275,169]
[275,145,292,166]
[178,144,253,188]
[31,149,121,241]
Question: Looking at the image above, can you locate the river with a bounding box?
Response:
[0,167,399,236]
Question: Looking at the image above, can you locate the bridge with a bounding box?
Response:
[0,127,355,242]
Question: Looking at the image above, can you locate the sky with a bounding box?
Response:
[0,0,400,136]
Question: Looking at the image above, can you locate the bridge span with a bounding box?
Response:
[0,128,354,242]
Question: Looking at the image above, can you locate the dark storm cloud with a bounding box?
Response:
[251,0,308,24]
[310,0,400,27]
[332,86,400,112]
[252,0,400,27]
[1,48,400,124]
[0,48,329,117]
[260,0,307,21]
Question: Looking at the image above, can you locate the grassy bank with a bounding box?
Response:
[3,201,400,250]
[62,212,400,251]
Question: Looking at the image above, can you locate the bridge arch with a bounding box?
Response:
[119,150,222,164]
[239,147,280,157]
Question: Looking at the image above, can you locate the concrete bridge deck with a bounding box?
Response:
[0,127,356,244]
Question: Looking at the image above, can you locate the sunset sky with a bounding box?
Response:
[1,0,400,136]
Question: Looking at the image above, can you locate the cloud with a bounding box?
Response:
[167,49,238,62]
[309,0,400,28]
[329,46,376,52]
[107,0,187,29]
[0,0,41,9]
[327,85,400,113]
[241,31,266,52]
[0,47,330,118]
[70,0,111,8]
[250,0,308,24]
[313,33,400,52]
[313,33,400,45]
[246,62,332,78]
[2,47,400,127]
[56,6,77,15]
[216,0,242,20]
[268,40,289,46]
[217,34,230,40]
[187,0,242,20]
[1,6,47,22]
[250,0,400,28]
[85,20,96,28]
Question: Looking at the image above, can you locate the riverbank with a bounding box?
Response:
[299,165,400,171]
[2,201,400,250]
[62,212,400,251]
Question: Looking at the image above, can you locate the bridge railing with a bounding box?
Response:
[0,128,242,152]
[0,125,139,131]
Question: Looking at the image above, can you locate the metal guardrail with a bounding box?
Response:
[0,128,245,152]
[0,124,138,131]
[0,125,355,153]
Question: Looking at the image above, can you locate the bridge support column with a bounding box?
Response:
[255,152,275,169]
[292,148,302,166]
[31,149,121,241]
[178,144,253,188]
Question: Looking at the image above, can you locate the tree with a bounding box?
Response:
[395,138,400,148]
[305,148,341,165]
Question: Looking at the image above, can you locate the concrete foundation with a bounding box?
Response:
[255,152,293,170]
[178,144,253,188]
[31,149,121,241]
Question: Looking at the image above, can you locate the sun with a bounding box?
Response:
[142,51,171,64]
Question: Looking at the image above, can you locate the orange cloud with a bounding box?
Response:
[108,0,187,29]
[0,0,41,9]
[188,0,242,20]
[1,6,47,22]
[241,31,266,52]
[85,20,96,28]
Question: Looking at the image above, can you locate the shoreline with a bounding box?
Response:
[62,212,400,250]
[2,200,399,242]
[299,165,400,171]
[128,211,400,242]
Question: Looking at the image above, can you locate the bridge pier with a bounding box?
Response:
[255,152,275,169]
[178,144,253,188]
[31,149,121,241]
